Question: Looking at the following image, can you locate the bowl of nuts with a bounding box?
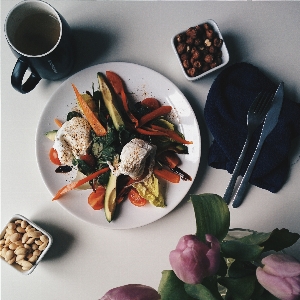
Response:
[0,214,53,275]
[172,19,229,80]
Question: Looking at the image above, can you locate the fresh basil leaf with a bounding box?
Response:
[72,159,94,175]
[191,194,230,243]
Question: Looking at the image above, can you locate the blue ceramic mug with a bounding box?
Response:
[4,0,75,94]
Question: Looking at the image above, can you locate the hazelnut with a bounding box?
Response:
[202,64,210,72]
[206,29,214,39]
[210,62,218,68]
[204,54,214,64]
[194,38,203,46]
[180,53,190,61]
[186,37,194,45]
[176,43,186,54]
[203,23,210,30]
[186,27,197,39]
[175,33,186,43]
[213,37,223,48]
[192,50,201,60]
[182,59,191,69]
[187,68,198,77]
[193,60,202,69]
[208,46,216,54]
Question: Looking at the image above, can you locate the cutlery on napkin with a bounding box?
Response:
[204,62,300,195]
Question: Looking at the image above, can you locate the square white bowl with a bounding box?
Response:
[171,19,229,81]
[0,214,53,275]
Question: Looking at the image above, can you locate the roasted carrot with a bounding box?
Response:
[72,84,107,136]
[52,167,110,200]
[141,98,161,110]
[106,71,139,126]
[54,118,63,128]
[153,165,180,183]
[161,151,181,169]
[138,106,172,127]
[150,124,193,145]
[135,127,168,136]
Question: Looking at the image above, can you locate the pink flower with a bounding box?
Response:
[169,234,220,284]
[99,284,160,300]
[256,254,300,300]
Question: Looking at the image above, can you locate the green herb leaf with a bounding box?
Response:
[67,111,82,121]
[191,194,230,243]
[158,270,195,300]
[228,260,256,278]
[184,283,220,300]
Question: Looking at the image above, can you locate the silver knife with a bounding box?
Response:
[232,82,284,208]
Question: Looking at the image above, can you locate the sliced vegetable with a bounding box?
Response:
[104,172,117,222]
[53,167,110,200]
[138,106,172,127]
[141,97,161,110]
[45,130,57,141]
[153,165,180,183]
[160,151,181,169]
[151,124,193,145]
[128,188,148,207]
[88,185,106,210]
[80,154,96,167]
[54,118,63,128]
[72,84,107,136]
[106,71,139,127]
[97,73,125,131]
[49,148,61,165]
[135,127,169,136]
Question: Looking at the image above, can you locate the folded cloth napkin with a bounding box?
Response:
[204,62,300,193]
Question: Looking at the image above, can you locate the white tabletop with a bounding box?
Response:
[1,1,300,299]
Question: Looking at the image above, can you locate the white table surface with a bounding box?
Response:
[1,1,300,299]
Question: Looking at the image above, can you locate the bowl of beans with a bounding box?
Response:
[171,19,229,80]
[0,214,53,275]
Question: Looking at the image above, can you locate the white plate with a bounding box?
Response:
[36,62,201,229]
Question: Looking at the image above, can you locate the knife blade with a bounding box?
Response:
[232,82,284,208]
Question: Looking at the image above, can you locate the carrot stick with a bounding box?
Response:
[72,84,107,136]
[52,167,110,200]
[54,118,63,128]
[153,165,180,183]
[162,151,181,169]
[138,106,172,127]
[150,124,193,145]
[135,127,168,136]
[106,71,139,127]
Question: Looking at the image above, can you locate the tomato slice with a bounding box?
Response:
[49,148,61,165]
[88,186,106,210]
[128,188,148,207]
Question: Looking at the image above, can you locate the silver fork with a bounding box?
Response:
[223,90,275,204]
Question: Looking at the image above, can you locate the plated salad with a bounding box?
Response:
[46,71,192,222]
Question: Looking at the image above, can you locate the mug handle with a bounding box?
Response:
[11,57,41,94]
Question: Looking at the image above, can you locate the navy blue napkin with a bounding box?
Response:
[204,62,300,193]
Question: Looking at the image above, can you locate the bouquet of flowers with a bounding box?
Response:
[100,194,300,300]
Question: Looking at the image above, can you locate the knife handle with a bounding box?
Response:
[232,135,266,208]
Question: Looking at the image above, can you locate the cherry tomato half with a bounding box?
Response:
[128,188,148,207]
[80,154,96,167]
[88,186,106,210]
[141,97,161,110]
[49,148,61,165]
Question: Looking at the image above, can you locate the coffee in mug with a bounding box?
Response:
[5,0,75,94]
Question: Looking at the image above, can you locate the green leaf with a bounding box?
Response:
[218,275,256,300]
[228,260,256,278]
[260,228,300,252]
[217,256,228,277]
[158,270,195,300]
[184,283,221,300]
[221,240,263,261]
[238,232,271,245]
[191,194,230,243]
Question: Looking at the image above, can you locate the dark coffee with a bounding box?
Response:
[13,13,60,56]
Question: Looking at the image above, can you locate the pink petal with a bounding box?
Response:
[262,254,300,278]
